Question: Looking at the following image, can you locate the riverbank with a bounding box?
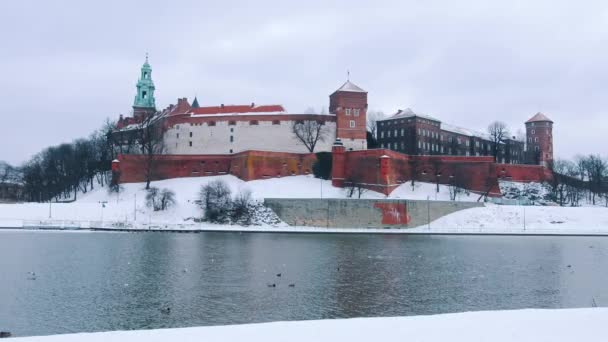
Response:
[9,308,607,341]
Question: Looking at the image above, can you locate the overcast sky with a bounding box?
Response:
[0,0,606,165]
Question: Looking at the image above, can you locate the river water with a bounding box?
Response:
[1,231,607,337]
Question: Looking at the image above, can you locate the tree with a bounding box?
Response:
[291,120,329,153]
[487,121,510,162]
[146,187,175,211]
[312,152,332,180]
[366,110,385,140]
[199,180,232,223]
[135,113,165,190]
[345,167,368,199]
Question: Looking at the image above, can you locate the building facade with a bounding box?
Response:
[375,108,549,165]
[114,59,368,154]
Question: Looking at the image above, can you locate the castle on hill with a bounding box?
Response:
[112,57,555,196]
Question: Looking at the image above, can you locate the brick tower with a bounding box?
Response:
[329,80,368,151]
[525,112,553,167]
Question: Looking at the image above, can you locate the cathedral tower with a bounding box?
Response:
[133,54,156,120]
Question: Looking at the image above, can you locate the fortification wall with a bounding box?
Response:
[264,198,483,228]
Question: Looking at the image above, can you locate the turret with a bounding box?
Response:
[133,54,157,120]
[525,112,553,167]
[329,79,368,151]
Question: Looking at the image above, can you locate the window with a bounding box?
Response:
[418,141,421,148]
[250,120,259,125]
[380,132,384,138]
[466,140,470,146]
[388,131,391,138]
[401,142,405,149]
[230,128,234,133]
[189,132,193,138]
[476,141,479,147]
[534,137,538,142]
[142,91,147,99]
[176,133,179,139]
[535,146,539,151]
[345,108,351,115]
[189,141,192,147]
[272,120,280,125]
[230,149,233,153]
[531,129,535,134]
[208,121,216,126]
[229,121,236,126]
[401,129,404,136]
[418,128,421,135]
[230,136,233,142]
[349,120,355,128]
[394,129,397,137]
[354,109,360,116]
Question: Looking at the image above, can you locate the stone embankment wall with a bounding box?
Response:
[264,198,483,228]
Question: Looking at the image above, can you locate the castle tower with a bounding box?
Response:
[329,80,368,151]
[133,54,156,120]
[525,112,553,167]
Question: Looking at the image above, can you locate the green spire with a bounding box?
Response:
[191,96,200,108]
[133,54,156,108]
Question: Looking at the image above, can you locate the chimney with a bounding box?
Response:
[119,114,124,120]
[251,102,255,108]
[221,104,225,109]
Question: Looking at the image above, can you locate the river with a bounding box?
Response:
[1,231,607,337]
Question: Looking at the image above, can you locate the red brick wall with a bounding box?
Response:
[493,163,553,183]
[334,149,551,196]
[115,151,317,184]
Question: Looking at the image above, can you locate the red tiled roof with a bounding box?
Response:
[526,112,553,123]
[189,105,285,115]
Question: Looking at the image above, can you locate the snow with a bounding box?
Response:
[335,80,366,93]
[0,175,606,234]
[9,308,608,341]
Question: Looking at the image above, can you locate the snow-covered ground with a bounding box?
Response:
[9,308,608,341]
[0,175,475,225]
[0,175,606,234]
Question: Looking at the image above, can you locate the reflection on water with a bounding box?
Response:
[0,231,607,337]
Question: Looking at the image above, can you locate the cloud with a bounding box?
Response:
[0,0,606,164]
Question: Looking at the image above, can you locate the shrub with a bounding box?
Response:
[200,180,232,223]
[312,152,332,180]
[232,189,253,224]
[146,187,176,211]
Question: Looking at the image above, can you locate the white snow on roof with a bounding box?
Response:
[335,80,366,93]
[378,108,440,122]
[441,123,491,140]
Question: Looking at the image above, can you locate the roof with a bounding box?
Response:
[189,104,286,115]
[379,108,440,122]
[191,97,200,108]
[526,112,553,123]
[334,80,366,93]
[440,123,490,140]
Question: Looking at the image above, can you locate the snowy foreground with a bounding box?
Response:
[0,175,607,234]
[11,308,608,342]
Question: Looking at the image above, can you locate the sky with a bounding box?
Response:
[0,0,606,165]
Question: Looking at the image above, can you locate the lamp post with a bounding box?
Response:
[49,200,52,219]
[99,201,108,223]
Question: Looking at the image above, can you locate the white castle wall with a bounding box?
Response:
[164,119,337,155]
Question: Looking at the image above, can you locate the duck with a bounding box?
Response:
[267,283,276,288]
[276,273,282,277]
[288,284,295,288]
[160,307,171,314]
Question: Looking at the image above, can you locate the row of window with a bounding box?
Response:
[344,108,361,116]
[529,129,550,135]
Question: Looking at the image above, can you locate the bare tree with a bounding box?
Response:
[135,114,165,189]
[345,168,368,199]
[292,120,329,153]
[366,110,385,139]
[487,121,510,162]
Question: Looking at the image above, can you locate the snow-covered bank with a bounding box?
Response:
[10,308,608,341]
[1,175,607,234]
[0,175,475,225]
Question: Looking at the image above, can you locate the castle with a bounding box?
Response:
[112,57,555,196]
